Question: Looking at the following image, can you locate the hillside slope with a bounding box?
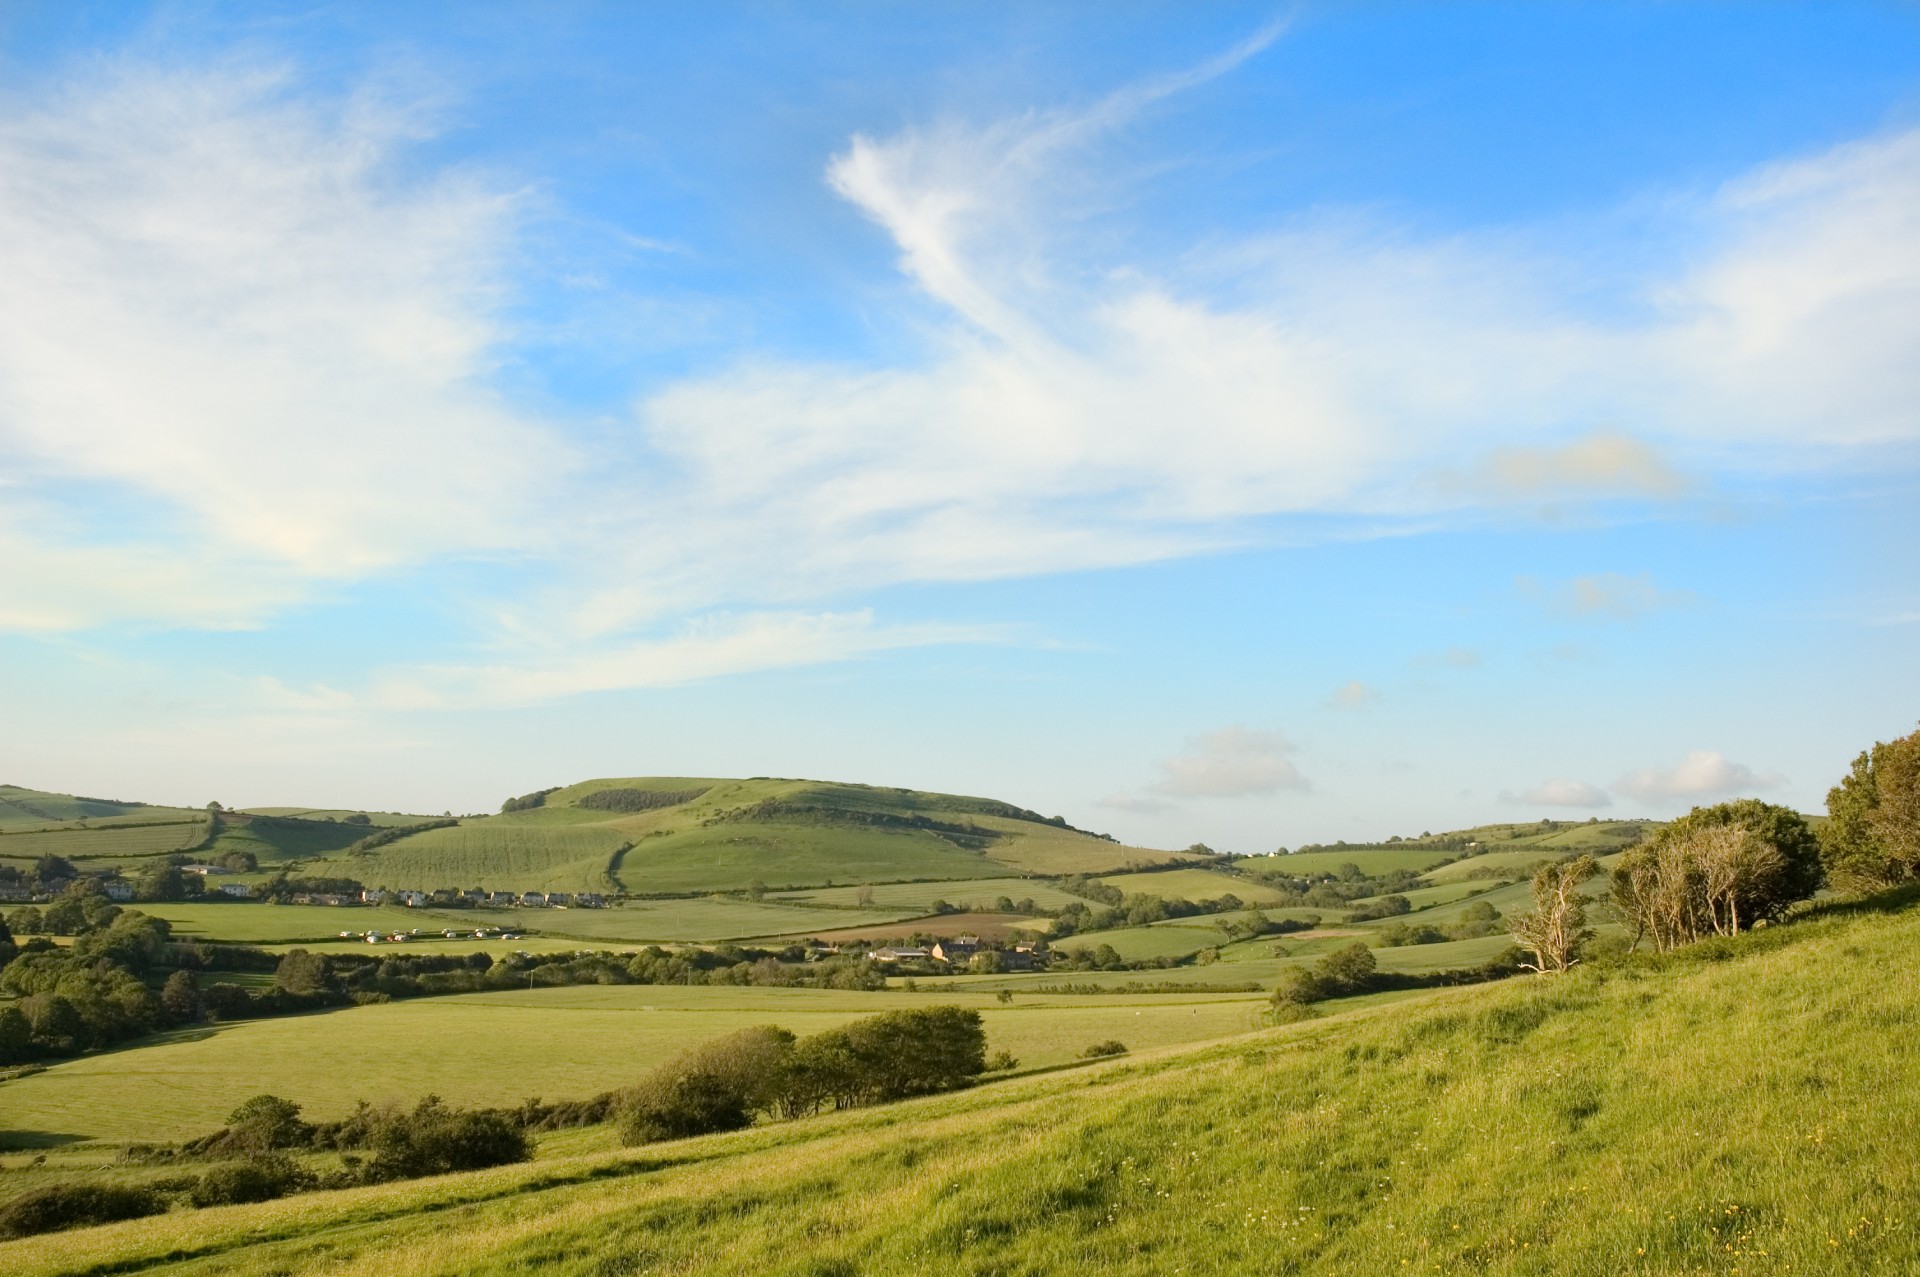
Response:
[307,776,1194,893]
[11,891,1918,1276]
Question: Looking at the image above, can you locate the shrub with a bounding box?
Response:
[1315,942,1378,994]
[1270,965,1327,1007]
[1613,801,1821,951]
[620,1026,796,1145]
[189,1154,313,1207]
[365,1097,532,1179]
[1081,1040,1127,1058]
[0,1184,165,1239]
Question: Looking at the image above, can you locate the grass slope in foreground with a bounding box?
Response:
[9,892,1919,1275]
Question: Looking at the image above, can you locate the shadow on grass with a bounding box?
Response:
[0,1129,90,1150]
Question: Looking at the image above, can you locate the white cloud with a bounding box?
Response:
[1150,726,1309,799]
[8,43,1920,712]
[1330,680,1379,708]
[1501,778,1613,808]
[368,609,999,710]
[1612,750,1785,803]
[617,108,1920,626]
[1517,572,1695,621]
[1094,793,1177,816]
[0,61,552,627]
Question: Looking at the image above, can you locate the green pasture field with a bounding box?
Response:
[138,898,930,947]
[1092,867,1287,903]
[9,889,1917,1276]
[1053,923,1224,962]
[0,785,205,831]
[135,902,474,944]
[611,824,1008,894]
[0,984,1269,1146]
[309,823,628,893]
[775,911,1033,944]
[772,877,1085,911]
[0,819,208,863]
[246,808,445,827]
[512,899,922,943]
[977,824,1197,875]
[1343,879,1506,915]
[1247,847,1461,876]
[1423,848,1567,883]
[204,818,374,865]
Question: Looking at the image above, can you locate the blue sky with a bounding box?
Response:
[1,2,1916,850]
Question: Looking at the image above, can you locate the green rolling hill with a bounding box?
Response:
[303,776,1200,894]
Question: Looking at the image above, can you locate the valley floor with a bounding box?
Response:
[5,891,1918,1276]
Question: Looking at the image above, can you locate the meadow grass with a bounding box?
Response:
[7,891,1917,1275]
[0,984,1267,1146]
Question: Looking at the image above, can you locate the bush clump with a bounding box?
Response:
[0,1183,166,1239]
[189,1154,314,1207]
[1081,1040,1128,1058]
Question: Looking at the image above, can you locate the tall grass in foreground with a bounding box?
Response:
[6,891,1919,1275]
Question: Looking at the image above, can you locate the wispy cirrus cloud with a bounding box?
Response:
[367,610,1003,710]
[1517,572,1696,621]
[6,35,1920,714]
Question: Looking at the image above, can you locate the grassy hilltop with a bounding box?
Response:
[298,776,1197,895]
[6,888,1917,1276]
[2,776,1199,898]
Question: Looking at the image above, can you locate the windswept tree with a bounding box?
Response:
[1821,724,1920,891]
[1613,800,1821,951]
[1508,855,1597,973]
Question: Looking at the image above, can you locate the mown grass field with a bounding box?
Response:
[771,877,1085,912]
[136,902,477,943]
[0,984,1269,1146]
[0,819,208,865]
[611,824,1007,894]
[515,899,923,943]
[1053,922,1226,962]
[309,822,630,893]
[7,890,1916,1276]
[1092,867,1286,903]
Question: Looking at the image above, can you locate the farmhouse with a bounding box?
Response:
[521,891,548,907]
[220,882,252,898]
[930,937,979,964]
[397,890,429,907]
[547,892,574,907]
[867,947,930,963]
[576,892,607,908]
[488,891,517,907]
[103,881,134,901]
